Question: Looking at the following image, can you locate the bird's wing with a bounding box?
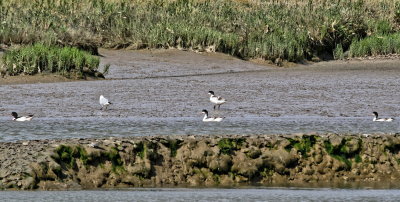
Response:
[100,96,109,104]
[217,96,225,101]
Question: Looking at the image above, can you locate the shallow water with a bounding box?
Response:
[2,188,400,202]
[0,116,398,142]
[1,51,400,140]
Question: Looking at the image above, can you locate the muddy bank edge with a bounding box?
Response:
[1,134,400,190]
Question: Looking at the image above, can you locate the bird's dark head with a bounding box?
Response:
[11,112,18,118]
[372,111,378,117]
[208,91,214,95]
[202,109,208,114]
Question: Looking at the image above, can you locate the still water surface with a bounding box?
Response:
[2,188,400,202]
[1,116,399,142]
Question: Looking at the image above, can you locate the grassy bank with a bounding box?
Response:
[1,44,102,78]
[1,0,400,62]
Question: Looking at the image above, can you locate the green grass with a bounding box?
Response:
[1,0,400,62]
[349,33,400,57]
[2,43,100,78]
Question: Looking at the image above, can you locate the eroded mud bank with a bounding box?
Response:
[1,134,400,190]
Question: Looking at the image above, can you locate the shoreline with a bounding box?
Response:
[1,134,400,190]
[2,48,400,86]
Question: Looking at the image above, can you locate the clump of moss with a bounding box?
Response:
[133,141,159,162]
[384,142,400,154]
[218,138,245,155]
[260,167,275,177]
[324,138,362,169]
[53,145,88,169]
[104,147,124,173]
[53,145,124,173]
[134,142,146,159]
[284,135,317,157]
[244,148,262,159]
[161,139,183,157]
[355,154,362,163]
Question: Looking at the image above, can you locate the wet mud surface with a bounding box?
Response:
[1,49,400,141]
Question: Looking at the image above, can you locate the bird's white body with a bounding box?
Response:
[14,116,34,122]
[208,91,226,110]
[373,117,394,122]
[99,95,112,110]
[11,112,33,122]
[210,95,226,105]
[202,110,223,122]
[372,112,394,122]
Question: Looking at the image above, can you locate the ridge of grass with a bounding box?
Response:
[2,43,101,78]
[1,0,400,62]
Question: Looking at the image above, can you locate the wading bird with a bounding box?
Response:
[208,91,226,110]
[99,95,112,110]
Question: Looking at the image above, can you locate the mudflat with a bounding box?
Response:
[0,49,399,120]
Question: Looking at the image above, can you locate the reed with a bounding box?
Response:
[2,44,100,77]
[1,0,399,62]
[349,33,400,57]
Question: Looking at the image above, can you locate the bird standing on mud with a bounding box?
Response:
[99,95,112,110]
[372,111,394,122]
[208,91,226,110]
[11,112,34,121]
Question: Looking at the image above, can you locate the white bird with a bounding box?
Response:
[11,112,34,122]
[372,111,394,122]
[99,95,112,110]
[88,142,99,148]
[208,91,226,110]
[201,109,223,122]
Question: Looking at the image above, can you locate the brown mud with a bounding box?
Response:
[0,49,399,119]
[1,134,400,190]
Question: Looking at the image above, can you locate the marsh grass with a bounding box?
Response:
[2,44,100,78]
[349,33,400,57]
[1,0,400,62]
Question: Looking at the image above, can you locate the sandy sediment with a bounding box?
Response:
[1,134,400,190]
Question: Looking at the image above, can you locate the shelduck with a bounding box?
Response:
[372,111,394,122]
[11,112,34,122]
[202,109,223,122]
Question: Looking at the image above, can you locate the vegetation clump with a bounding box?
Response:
[52,145,88,169]
[2,44,101,78]
[104,147,124,173]
[285,135,317,157]
[161,139,183,157]
[52,145,124,173]
[349,33,400,57]
[324,138,362,169]
[218,138,245,155]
